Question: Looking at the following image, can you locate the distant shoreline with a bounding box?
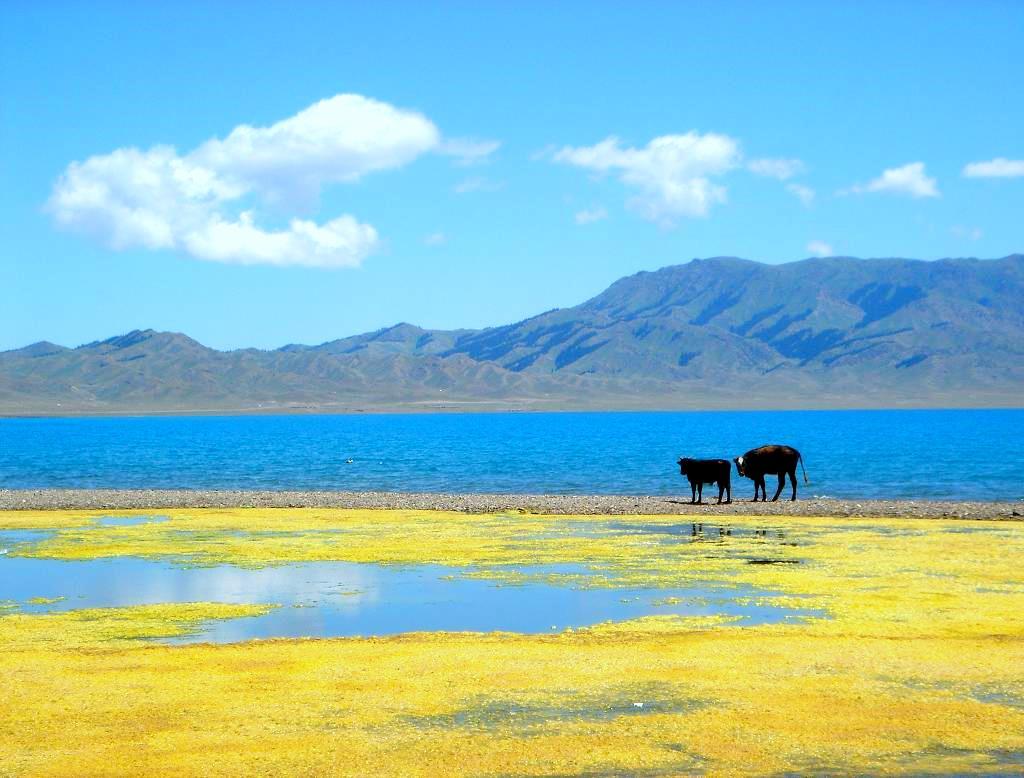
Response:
[1,489,1019,519]
[2,401,1023,419]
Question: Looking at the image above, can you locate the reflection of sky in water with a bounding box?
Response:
[0,529,53,549]
[93,515,170,527]
[0,551,810,643]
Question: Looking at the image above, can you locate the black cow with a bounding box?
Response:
[677,458,732,504]
[734,445,808,502]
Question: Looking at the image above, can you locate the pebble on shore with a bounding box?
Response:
[0,489,1019,520]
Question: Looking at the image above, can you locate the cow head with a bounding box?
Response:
[734,455,746,477]
[677,457,690,475]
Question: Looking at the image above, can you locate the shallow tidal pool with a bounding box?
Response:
[1,508,1023,776]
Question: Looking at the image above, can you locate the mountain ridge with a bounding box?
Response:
[3,255,1022,414]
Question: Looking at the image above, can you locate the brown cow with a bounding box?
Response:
[734,445,808,502]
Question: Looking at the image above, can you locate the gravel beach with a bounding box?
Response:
[1,489,1020,520]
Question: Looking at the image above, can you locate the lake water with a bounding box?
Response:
[1,409,1022,500]
[0,526,806,643]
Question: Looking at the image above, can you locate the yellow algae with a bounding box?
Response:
[0,510,100,530]
[1,610,1022,776]
[5,508,1024,639]
[0,602,276,650]
[1,508,1023,775]
[26,596,65,605]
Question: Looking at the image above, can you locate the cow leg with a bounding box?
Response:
[750,481,760,501]
[789,468,798,501]
[771,474,785,502]
[690,483,697,504]
[696,483,703,504]
[724,482,731,504]
[717,483,724,504]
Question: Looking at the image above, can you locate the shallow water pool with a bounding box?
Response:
[0,527,809,642]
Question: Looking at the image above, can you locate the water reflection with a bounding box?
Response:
[0,554,808,644]
[607,522,808,565]
[93,515,169,527]
[0,530,52,556]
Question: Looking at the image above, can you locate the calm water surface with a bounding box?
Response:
[1,409,1022,500]
[0,525,805,643]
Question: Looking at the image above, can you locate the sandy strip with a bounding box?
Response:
[0,489,1020,519]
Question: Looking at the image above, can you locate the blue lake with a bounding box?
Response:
[1,409,1022,500]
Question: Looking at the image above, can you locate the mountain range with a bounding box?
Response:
[3,255,1022,415]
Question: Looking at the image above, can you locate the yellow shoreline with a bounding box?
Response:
[2,508,1023,776]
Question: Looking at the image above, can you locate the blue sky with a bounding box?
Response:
[2,1,1022,351]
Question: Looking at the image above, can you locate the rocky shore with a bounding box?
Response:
[0,489,1020,520]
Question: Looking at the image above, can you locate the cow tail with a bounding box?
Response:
[799,454,809,484]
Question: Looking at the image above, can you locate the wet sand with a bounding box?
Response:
[1,488,1020,519]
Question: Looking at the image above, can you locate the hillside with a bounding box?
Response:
[3,255,1022,414]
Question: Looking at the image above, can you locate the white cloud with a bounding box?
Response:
[786,183,815,207]
[748,157,805,180]
[962,158,1024,178]
[192,94,439,206]
[453,176,503,194]
[49,146,234,251]
[807,240,833,257]
[423,231,448,246]
[552,132,741,226]
[48,94,477,268]
[529,144,558,161]
[843,162,939,198]
[951,225,983,241]
[574,207,608,225]
[438,138,500,166]
[182,212,378,268]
